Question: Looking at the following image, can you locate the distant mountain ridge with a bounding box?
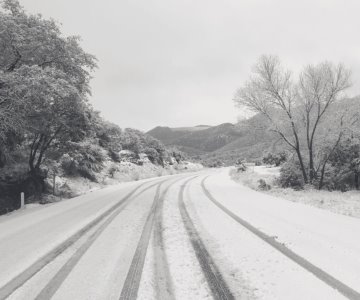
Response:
[147,118,279,165]
[148,123,239,152]
[171,125,211,132]
[147,97,360,166]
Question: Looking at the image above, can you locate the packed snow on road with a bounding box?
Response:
[0,169,359,299]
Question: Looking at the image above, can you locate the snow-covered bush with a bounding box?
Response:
[278,160,305,189]
[235,159,247,172]
[262,152,287,166]
[255,160,262,166]
[237,164,247,172]
[61,142,106,182]
[258,179,271,190]
[144,147,161,164]
[108,164,120,178]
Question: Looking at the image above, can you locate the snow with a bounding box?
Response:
[193,168,360,299]
[253,165,281,176]
[119,150,134,155]
[49,184,158,300]
[137,231,157,300]
[1,168,359,299]
[183,181,257,299]
[233,166,360,218]
[7,211,103,299]
[0,177,161,291]
[160,178,212,300]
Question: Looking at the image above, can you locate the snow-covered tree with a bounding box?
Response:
[0,0,96,197]
[234,55,352,188]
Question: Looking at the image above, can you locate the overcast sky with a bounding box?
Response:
[21,0,360,131]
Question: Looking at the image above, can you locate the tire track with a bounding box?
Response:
[153,178,185,300]
[119,181,164,300]
[178,177,235,300]
[0,178,160,300]
[201,176,360,300]
[34,180,167,300]
[120,175,191,300]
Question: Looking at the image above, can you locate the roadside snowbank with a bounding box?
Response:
[231,167,360,218]
[50,160,202,198]
[0,160,202,217]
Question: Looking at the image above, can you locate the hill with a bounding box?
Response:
[147,125,211,144]
[147,116,278,166]
[147,123,242,154]
[172,125,212,132]
[148,97,360,167]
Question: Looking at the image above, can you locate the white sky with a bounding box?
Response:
[20,0,360,131]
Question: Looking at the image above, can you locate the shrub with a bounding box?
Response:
[203,159,223,168]
[319,164,356,191]
[278,160,305,189]
[263,152,287,166]
[237,164,247,172]
[108,164,120,178]
[235,159,247,172]
[144,147,160,164]
[172,149,184,163]
[255,160,262,166]
[258,179,271,190]
[61,142,106,182]
[323,139,360,190]
[109,150,121,162]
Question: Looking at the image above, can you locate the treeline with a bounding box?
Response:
[235,55,360,191]
[0,0,183,212]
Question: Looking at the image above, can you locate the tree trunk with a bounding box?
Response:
[295,148,308,184]
[308,146,316,183]
[290,122,308,184]
[0,149,5,168]
[28,168,45,201]
[318,169,325,190]
[355,172,359,190]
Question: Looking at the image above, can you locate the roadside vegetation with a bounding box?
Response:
[0,0,198,215]
[234,55,360,192]
[231,166,360,219]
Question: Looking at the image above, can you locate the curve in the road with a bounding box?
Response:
[34,179,168,300]
[201,176,360,300]
[0,178,161,300]
[179,176,235,300]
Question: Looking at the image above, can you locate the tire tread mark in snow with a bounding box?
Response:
[119,182,163,300]
[153,179,182,300]
[34,180,167,300]
[201,176,360,300]
[179,177,235,300]
[0,178,159,300]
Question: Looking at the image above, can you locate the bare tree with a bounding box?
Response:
[299,63,351,183]
[234,55,351,186]
[235,55,308,182]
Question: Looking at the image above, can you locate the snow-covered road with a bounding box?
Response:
[0,168,359,299]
